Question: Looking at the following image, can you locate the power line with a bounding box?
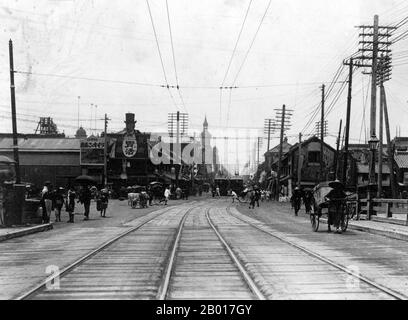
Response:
[300,63,346,135]
[219,0,253,126]
[165,0,188,113]
[220,0,253,88]
[13,70,347,90]
[145,0,179,110]
[230,0,272,87]
[14,70,164,87]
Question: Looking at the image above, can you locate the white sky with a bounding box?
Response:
[1,0,408,171]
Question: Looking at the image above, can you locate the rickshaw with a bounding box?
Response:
[310,180,351,233]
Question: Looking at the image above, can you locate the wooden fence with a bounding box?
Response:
[357,197,408,225]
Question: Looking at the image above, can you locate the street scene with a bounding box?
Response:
[1,0,408,302]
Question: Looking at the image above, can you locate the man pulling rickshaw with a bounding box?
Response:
[310,179,350,233]
[325,180,347,233]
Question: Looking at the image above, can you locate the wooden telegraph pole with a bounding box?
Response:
[9,39,20,184]
[176,111,180,188]
[378,80,384,197]
[103,114,110,187]
[297,133,302,188]
[275,105,292,200]
[335,119,342,180]
[320,84,325,181]
[276,105,286,200]
[382,87,397,198]
[342,58,353,185]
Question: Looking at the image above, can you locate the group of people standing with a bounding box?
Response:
[290,187,314,216]
[40,182,109,224]
[228,186,263,209]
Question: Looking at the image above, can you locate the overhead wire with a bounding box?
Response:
[219,0,253,127]
[300,63,346,135]
[145,0,179,110]
[224,0,272,127]
[230,0,272,87]
[165,0,188,113]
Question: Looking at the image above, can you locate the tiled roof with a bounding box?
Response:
[395,154,408,169]
[0,137,80,151]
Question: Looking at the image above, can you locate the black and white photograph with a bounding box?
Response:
[1,0,408,306]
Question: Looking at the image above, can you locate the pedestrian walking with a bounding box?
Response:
[79,185,92,220]
[147,186,153,206]
[303,190,314,214]
[66,186,76,223]
[164,186,171,205]
[230,189,240,203]
[216,186,220,197]
[53,187,64,222]
[248,190,256,209]
[40,182,52,224]
[97,188,109,217]
[254,187,261,207]
[290,187,302,216]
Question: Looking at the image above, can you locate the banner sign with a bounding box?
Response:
[112,133,149,159]
[80,137,105,166]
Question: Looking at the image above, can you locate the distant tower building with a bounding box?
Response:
[201,116,212,174]
[75,126,87,139]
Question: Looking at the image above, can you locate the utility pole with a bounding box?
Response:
[382,87,397,198]
[264,119,274,154]
[320,84,325,181]
[257,137,262,168]
[235,130,239,176]
[224,137,228,176]
[276,105,286,200]
[273,104,293,200]
[335,119,342,181]
[9,39,20,184]
[103,113,110,187]
[168,112,188,187]
[77,96,80,128]
[176,111,180,187]
[378,80,384,197]
[297,133,302,188]
[342,58,353,185]
[369,15,379,186]
[356,15,395,193]
[370,15,379,140]
[377,52,395,198]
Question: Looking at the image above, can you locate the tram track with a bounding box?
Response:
[17,204,195,300]
[226,205,407,300]
[16,199,401,300]
[19,202,264,300]
[160,206,265,300]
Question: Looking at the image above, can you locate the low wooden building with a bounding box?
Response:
[0,135,81,188]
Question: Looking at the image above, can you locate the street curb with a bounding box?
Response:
[0,223,53,242]
[318,217,408,242]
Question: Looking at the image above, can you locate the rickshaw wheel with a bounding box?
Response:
[310,206,320,232]
[341,210,349,232]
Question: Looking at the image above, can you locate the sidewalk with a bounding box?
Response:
[0,196,197,243]
[0,223,53,242]
[329,217,408,241]
[262,201,408,242]
[0,198,195,299]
